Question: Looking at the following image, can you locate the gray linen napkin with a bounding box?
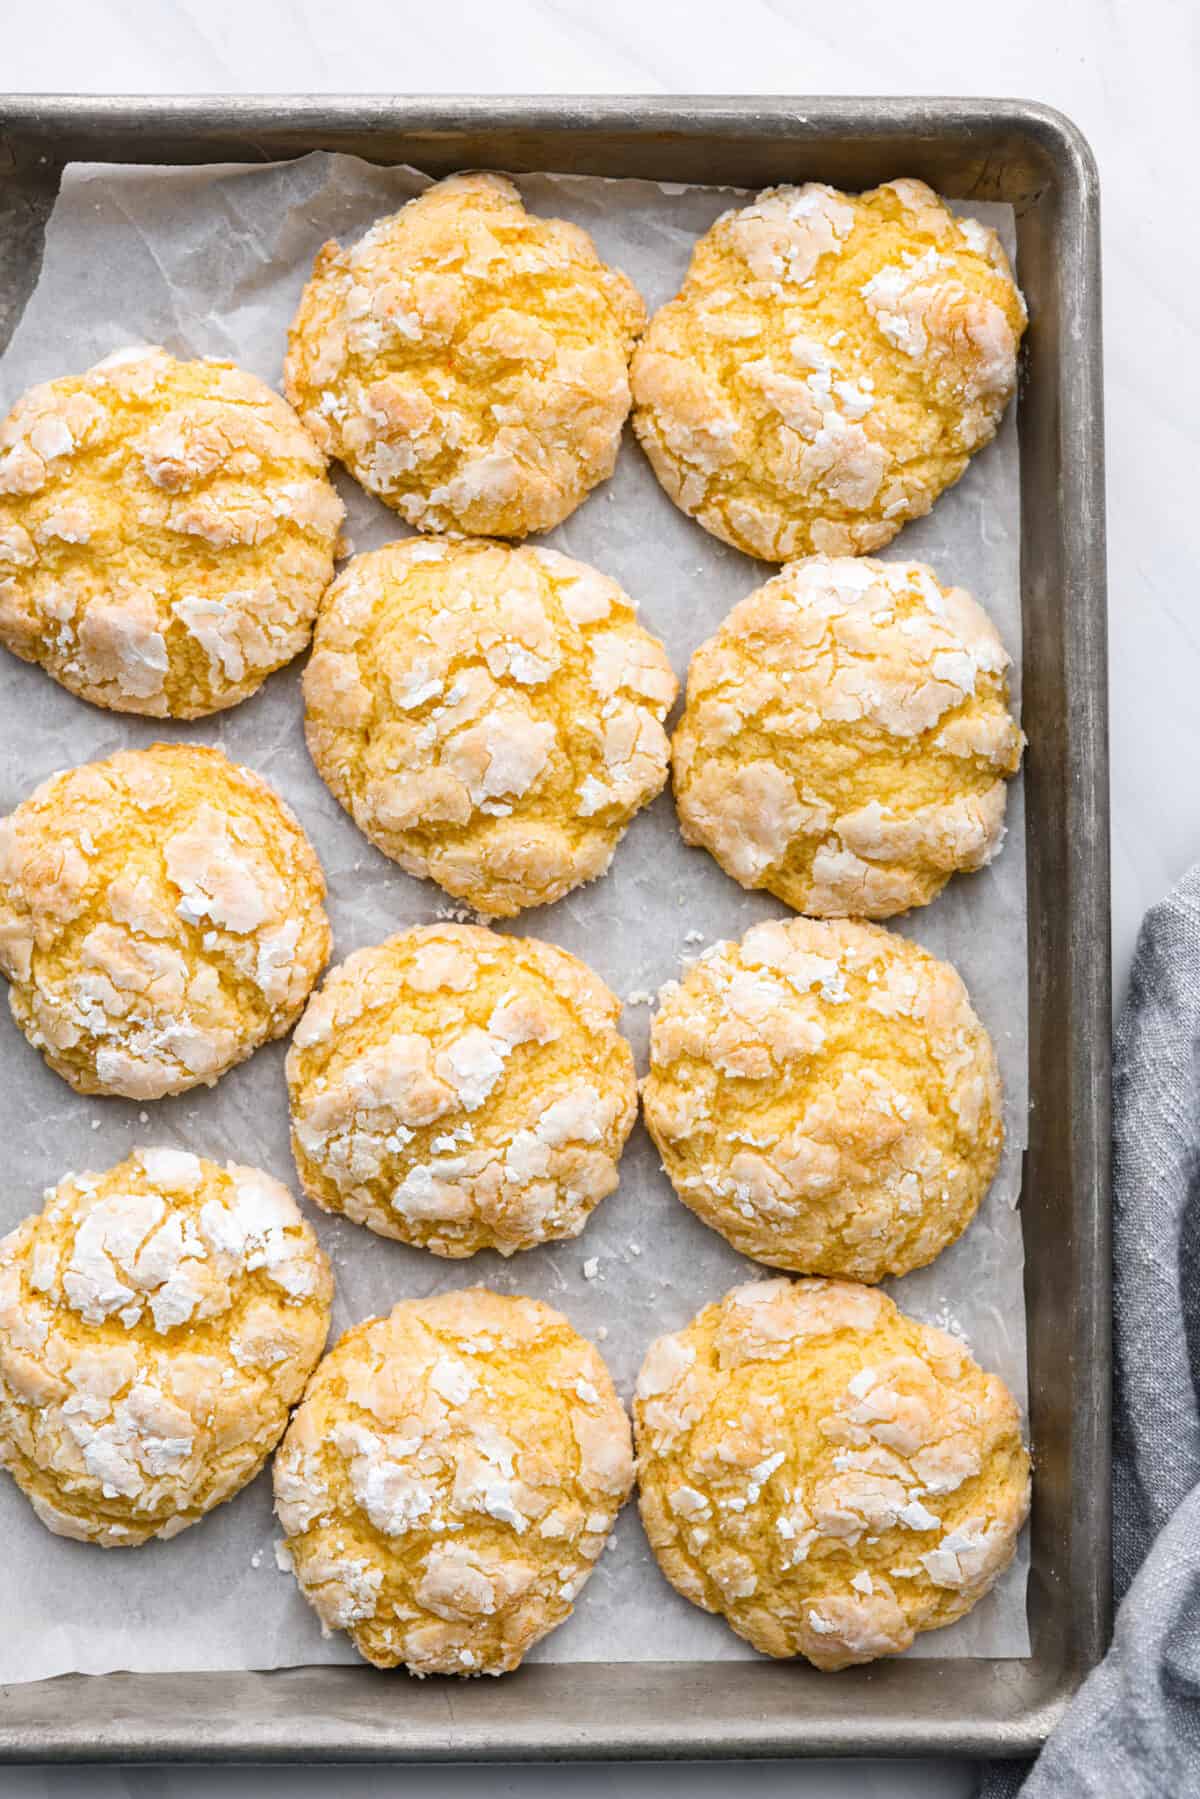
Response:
[978,866,1200,1795]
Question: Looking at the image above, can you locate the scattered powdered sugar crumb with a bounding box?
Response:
[582,1257,600,1281]
[917,1302,971,1346]
[683,929,705,945]
[274,1538,294,1573]
[625,989,652,1006]
[596,1325,608,1341]
[250,1549,262,1569]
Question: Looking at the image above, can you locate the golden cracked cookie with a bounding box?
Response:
[284,173,646,538]
[0,347,344,717]
[634,1276,1029,1670]
[0,743,331,1100]
[0,1148,332,1546]
[287,923,637,1257]
[632,179,1026,562]
[641,918,1002,1282]
[672,555,1023,918]
[274,1287,633,1673]
[303,536,676,917]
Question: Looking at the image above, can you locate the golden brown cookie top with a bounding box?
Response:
[0,742,330,1098]
[632,180,1026,562]
[303,535,676,916]
[0,347,343,716]
[635,1276,1029,1669]
[285,174,646,537]
[641,917,1003,1282]
[286,923,637,1256]
[672,554,1023,917]
[274,1287,633,1673]
[0,1149,332,1546]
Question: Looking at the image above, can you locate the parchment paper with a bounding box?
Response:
[0,153,1030,1679]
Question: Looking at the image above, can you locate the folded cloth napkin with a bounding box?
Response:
[978,866,1200,1796]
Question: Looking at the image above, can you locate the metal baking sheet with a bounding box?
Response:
[0,95,1110,1762]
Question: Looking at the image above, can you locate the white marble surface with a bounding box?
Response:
[3,0,1196,1791]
